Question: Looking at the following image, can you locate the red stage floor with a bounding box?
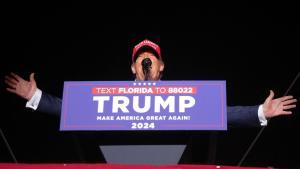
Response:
[0,163,269,169]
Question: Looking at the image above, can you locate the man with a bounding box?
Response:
[4,39,297,127]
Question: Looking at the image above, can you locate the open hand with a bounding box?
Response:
[263,90,297,118]
[4,72,37,100]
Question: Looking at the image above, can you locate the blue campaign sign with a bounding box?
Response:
[60,81,227,131]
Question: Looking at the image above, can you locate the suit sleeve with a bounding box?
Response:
[36,92,62,116]
[227,105,261,128]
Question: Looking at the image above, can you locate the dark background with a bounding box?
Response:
[1,0,299,168]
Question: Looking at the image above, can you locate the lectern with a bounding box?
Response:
[61,80,227,164]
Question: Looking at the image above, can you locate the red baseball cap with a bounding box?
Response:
[132,39,162,62]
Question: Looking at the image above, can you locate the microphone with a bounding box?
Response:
[142,58,152,81]
[142,58,152,69]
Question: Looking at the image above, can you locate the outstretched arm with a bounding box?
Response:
[5,72,37,100]
[5,72,62,115]
[263,90,297,119]
[227,90,297,128]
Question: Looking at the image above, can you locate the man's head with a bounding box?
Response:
[131,39,164,81]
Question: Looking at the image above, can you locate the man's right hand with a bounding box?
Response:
[5,72,37,101]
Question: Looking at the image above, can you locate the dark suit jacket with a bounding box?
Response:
[37,92,261,128]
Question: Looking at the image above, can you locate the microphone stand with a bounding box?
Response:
[0,128,18,163]
[143,68,149,81]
